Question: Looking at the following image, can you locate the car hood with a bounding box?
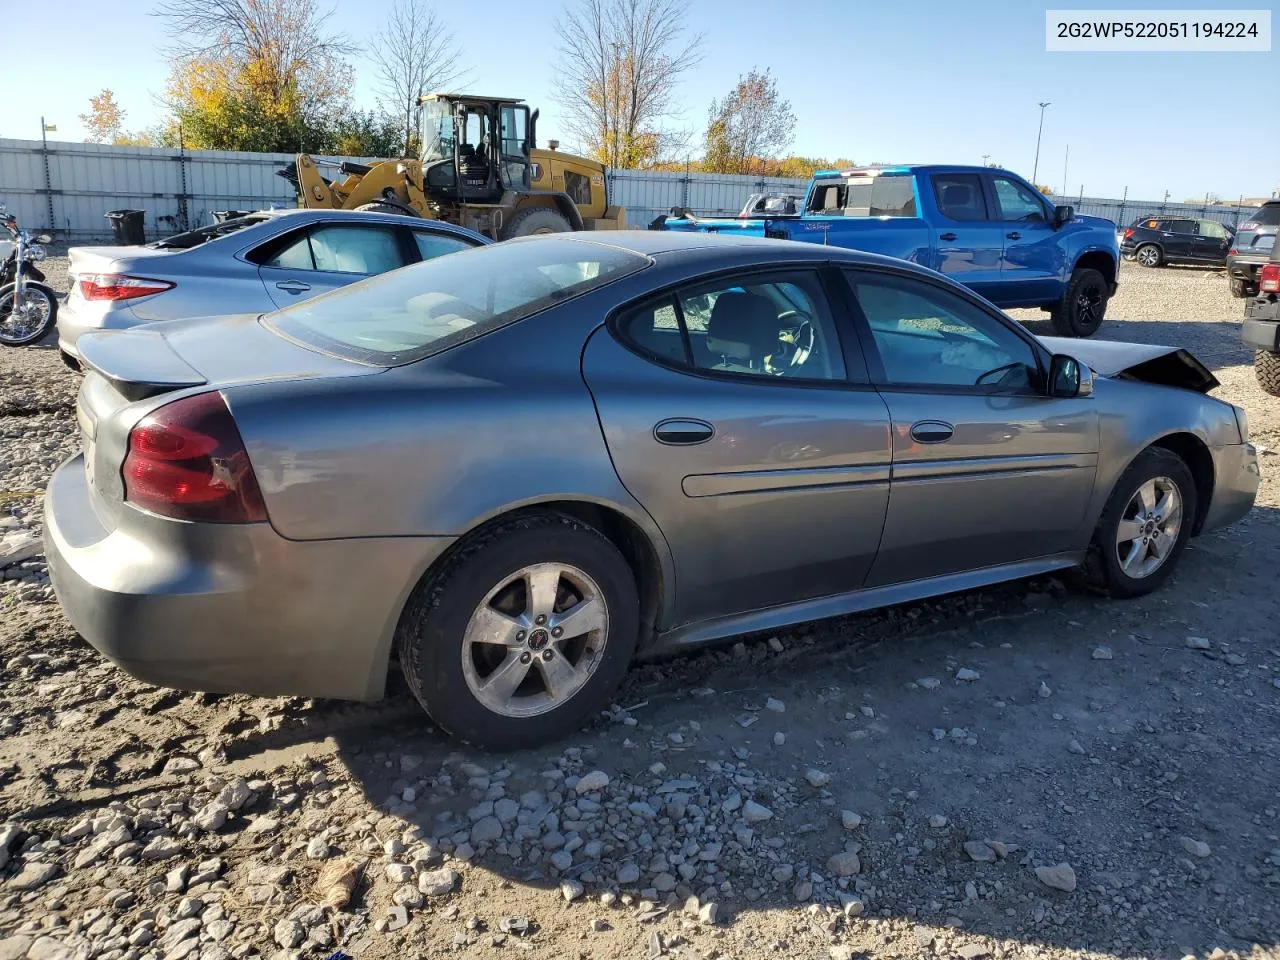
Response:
[1038,336,1219,394]
[77,312,381,402]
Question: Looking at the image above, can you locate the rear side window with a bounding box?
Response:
[413,231,477,261]
[932,174,987,221]
[261,225,408,275]
[807,175,916,218]
[1169,219,1198,235]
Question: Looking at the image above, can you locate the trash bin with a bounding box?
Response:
[105,209,145,245]
[212,210,252,223]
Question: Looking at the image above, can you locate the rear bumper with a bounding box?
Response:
[1202,442,1260,534]
[1227,256,1269,281]
[1242,298,1280,352]
[44,453,454,702]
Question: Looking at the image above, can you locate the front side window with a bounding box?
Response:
[847,271,1040,391]
[265,237,646,366]
[932,174,987,222]
[618,272,848,382]
[990,176,1048,223]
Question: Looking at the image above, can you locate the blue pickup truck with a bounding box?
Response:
[655,165,1120,337]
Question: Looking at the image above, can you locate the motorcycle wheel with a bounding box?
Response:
[0,282,58,346]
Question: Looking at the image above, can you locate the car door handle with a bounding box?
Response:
[909,420,954,444]
[275,279,312,294]
[939,232,958,242]
[654,419,714,445]
[1006,231,1022,240]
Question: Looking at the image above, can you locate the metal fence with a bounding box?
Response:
[0,136,1265,239]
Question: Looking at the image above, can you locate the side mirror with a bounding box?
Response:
[1049,354,1093,398]
[1054,205,1074,227]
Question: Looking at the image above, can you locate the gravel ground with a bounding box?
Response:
[1,259,1278,960]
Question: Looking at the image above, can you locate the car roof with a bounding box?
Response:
[238,207,488,240]
[532,230,944,276]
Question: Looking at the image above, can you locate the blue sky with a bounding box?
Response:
[2,0,1276,201]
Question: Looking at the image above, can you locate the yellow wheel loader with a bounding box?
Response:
[284,93,626,239]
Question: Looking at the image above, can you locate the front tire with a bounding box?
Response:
[1256,350,1280,398]
[1135,244,1162,268]
[1083,447,1196,599]
[355,201,421,218]
[1049,267,1108,337]
[397,513,639,749]
[0,282,58,346]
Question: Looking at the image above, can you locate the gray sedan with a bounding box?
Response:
[44,233,1259,748]
[56,208,488,367]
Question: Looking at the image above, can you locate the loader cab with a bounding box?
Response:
[418,94,534,204]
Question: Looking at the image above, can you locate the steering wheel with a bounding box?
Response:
[774,310,816,370]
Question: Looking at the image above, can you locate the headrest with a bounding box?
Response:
[706,292,779,364]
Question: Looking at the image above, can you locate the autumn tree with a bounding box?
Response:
[554,0,700,168]
[156,0,354,152]
[370,0,463,154]
[703,68,795,176]
[81,90,126,144]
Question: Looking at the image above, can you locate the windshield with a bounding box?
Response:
[420,101,455,163]
[149,215,268,249]
[264,237,649,366]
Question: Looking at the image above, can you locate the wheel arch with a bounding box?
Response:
[1148,431,1215,535]
[389,494,673,670]
[1074,249,1117,285]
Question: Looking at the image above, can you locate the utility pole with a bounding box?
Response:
[1061,144,1068,196]
[1032,101,1050,184]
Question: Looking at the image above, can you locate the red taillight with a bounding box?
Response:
[78,273,175,301]
[1123,228,1135,239]
[1261,263,1280,294]
[123,392,267,523]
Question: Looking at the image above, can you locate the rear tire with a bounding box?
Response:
[503,208,572,239]
[0,282,58,346]
[1049,267,1108,337]
[396,513,638,749]
[1228,277,1255,298]
[1135,243,1162,268]
[1082,447,1196,599]
[1255,350,1280,398]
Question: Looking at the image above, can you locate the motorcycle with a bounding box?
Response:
[0,204,58,346]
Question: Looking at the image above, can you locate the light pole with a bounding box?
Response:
[1032,101,1051,184]
[981,153,991,167]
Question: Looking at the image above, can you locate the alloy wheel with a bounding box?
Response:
[461,562,609,718]
[1137,246,1160,267]
[1114,477,1182,579]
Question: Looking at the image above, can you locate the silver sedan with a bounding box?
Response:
[56,208,488,367]
[44,233,1259,748]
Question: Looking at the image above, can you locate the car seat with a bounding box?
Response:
[705,292,781,374]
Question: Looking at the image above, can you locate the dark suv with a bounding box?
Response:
[1242,242,1280,396]
[1120,216,1234,268]
[1226,201,1280,298]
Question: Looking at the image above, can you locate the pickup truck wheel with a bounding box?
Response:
[1135,244,1162,267]
[1049,267,1108,338]
[1256,350,1280,397]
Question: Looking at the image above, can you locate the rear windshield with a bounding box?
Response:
[263,237,648,365]
[148,215,269,249]
[1242,204,1280,227]
[806,174,916,218]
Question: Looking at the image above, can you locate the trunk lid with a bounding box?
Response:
[75,314,383,530]
[1038,336,1219,394]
